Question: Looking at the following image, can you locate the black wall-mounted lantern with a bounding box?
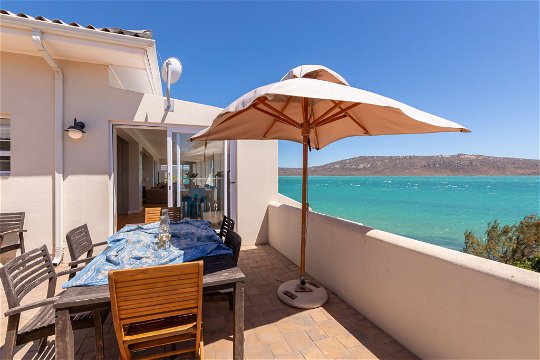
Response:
[64,118,86,139]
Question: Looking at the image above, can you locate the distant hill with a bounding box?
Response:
[279,154,540,176]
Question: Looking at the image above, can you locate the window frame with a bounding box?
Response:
[0,116,11,176]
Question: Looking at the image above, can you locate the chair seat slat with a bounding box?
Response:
[13,266,54,292]
[115,276,198,291]
[5,247,46,272]
[120,307,199,327]
[8,252,46,274]
[117,285,199,302]
[119,300,198,319]
[118,293,198,311]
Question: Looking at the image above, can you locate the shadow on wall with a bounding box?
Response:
[254,208,269,245]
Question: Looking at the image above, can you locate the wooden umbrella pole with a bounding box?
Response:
[300,132,308,283]
[300,97,310,285]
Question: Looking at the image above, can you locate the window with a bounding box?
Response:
[0,117,10,175]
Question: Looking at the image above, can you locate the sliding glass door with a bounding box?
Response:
[167,127,229,229]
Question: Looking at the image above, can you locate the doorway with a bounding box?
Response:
[113,125,230,231]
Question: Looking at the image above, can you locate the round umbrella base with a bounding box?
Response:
[277,279,328,309]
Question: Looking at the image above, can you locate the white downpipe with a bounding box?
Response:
[31,29,64,265]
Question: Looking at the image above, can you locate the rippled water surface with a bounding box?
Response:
[278,176,540,250]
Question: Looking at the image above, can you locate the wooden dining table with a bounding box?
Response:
[54,254,246,360]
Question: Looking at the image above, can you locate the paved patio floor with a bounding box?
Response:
[1,245,418,359]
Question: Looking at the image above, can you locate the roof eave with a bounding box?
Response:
[1,13,163,96]
[0,13,154,49]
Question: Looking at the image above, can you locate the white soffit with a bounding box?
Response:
[1,25,146,69]
[109,65,154,95]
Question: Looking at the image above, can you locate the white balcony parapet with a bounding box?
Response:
[268,201,540,359]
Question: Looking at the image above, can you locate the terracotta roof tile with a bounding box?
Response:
[0,9,153,39]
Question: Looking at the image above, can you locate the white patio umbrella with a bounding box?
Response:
[192,65,469,308]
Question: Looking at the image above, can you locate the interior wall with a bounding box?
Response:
[127,141,142,214]
[116,136,129,215]
[141,153,154,188]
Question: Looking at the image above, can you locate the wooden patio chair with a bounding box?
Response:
[218,215,235,240]
[0,245,105,359]
[144,207,162,223]
[0,212,26,255]
[167,207,182,222]
[108,261,204,359]
[66,224,108,279]
[204,230,242,310]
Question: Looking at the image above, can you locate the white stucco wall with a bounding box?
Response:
[268,202,540,360]
[1,51,279,258]
[235,140,278,245]
[0,52,55,253]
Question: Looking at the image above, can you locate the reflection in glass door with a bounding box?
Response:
[167,128,228,229]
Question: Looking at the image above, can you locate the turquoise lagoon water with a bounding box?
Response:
[278,176,540,250]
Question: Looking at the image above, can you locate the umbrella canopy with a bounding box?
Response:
[191,65,469,291]
[192,68,469,148]
[280,64,350,85]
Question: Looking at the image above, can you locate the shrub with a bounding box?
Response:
[463,214,540,272]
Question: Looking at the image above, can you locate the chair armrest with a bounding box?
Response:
[91,241,108,247]
[0,229,27,237]
[56,267,84,277]
[4,296,59,317]
[68,256,95,267]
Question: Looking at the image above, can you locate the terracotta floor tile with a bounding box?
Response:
[282,329,314,353]
[255,324,285,344]
[301,343,328,359]
[245,342,274,359]
[317,319,348,337]
[268,340,294,357]
[306,325,329,342]
[315,336,350,359]
[337,333,362,349]
[1,245,416,360]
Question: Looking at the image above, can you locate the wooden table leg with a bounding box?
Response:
[233,281,245,360]
[55,309,74,360]
[93,309,104,360]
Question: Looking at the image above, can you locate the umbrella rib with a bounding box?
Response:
[314,113,348,128]
[332,101,371,134]
[262,119,277,139]
[262,97,293,139]
[313,125,321,149]
[214,107,252,129]
[258,98,300,127]
[313,103,361,127]
[253,105,301,128]
[312,101,343,124]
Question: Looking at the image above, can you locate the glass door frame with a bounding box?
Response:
[166,126,230,218]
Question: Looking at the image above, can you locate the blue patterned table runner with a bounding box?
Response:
[63,219,233,288]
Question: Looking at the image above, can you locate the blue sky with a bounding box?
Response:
[5,1,539,167]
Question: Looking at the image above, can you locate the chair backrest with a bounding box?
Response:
[219,215,235,239]
[0,245,56,308]
[225,230,242,265]
[167,207,182,222]
[66,224,93,261]
[0,212,25,233]
[144,207,162,223]
[189,188,205,201]
[108,261,203,341]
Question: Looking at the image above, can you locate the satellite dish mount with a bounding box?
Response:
[161,57,182,112]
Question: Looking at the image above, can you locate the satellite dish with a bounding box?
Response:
[161,57,182,84]
[161,57,182,111]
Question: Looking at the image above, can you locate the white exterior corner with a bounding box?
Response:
[0,14,278,262]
